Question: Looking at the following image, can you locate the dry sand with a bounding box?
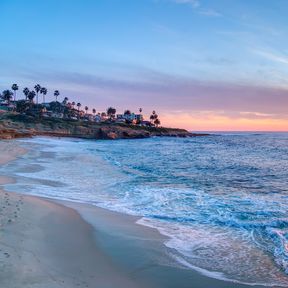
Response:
[0,191,149,288]
[0,139,270,288]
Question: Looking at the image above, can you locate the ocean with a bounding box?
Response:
[1,133,288,286]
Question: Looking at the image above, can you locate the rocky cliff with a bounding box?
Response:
[0,114,209,140]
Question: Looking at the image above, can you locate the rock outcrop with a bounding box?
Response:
[0,114,209,140]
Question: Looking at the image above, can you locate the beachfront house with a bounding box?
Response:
[51,112,64,119]
[0,102,13,112]
[100,113,108,121]
[94,114,102,122]
[140,120,154,127]
[115,118,126,124]
[83,114,94,122]
[116,113,143,123]
[42,103,51,109]
[0,97,15,112]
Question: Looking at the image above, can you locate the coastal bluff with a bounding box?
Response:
[0,114,209,140]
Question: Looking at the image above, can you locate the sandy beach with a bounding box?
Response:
[0,139,272,288]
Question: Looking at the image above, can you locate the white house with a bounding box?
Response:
[94,114,102,122]
[116,113,143,122]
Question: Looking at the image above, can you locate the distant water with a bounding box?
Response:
[1,134,288,286]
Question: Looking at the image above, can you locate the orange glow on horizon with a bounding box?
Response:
[161,113,288,132]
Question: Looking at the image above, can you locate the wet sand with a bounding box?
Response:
[0,139,271,288]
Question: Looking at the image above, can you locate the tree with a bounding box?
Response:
[63,97,68,105]
[154,118,161,127]
[76,103,81,119]
[28,91,36,104]
[34,84,41,104]
[50,101,62,113]
[40,87,47,103]
[107,107,116,119]
[16,100,30,113]
[85,106,89,114]
[23,87,29,100]
[72,101,75,109]
[124,110,131,115]
[150,110,158,123]
[124,110,132,124]
[11,84,18,101]
[92,108,96,115]
[139,108,142,113]
[1,90,13,104]
[54,90,60,102]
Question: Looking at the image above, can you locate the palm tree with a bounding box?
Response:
[72,101,75,109]
[139,108,142,113]
[34,84,41,104]
[1,90,13,105]
[40,87,47,103]
[76,103,81,120]
[154,118,161,127]
[11,84,18,102]
[92,108,96,115]
[54,90,60,102]
[23,87,29,100]
[85,106,88,114]
[150,110,158,123]
[28,91,36,104]
[107,107,116,119]
[63,97,68,105]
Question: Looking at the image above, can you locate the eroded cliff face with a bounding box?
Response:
[0,114,208,140]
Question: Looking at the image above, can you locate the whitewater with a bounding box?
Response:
[1,133,288,286]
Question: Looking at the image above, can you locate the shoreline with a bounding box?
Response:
[0,139,275,288]
[0,113,209,140]
[0,189,149,287]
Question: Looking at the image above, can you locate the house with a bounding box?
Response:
[51,112,64,119]
[140,120,154,127]
[0,105,12,112]
[42,103,51,109]
[94,114,102,122]
[42,111,53,118]
[116,113,143,123]
[0,102,13,112]
[0,100,14,112]
[100,113,108,121]
[83,114,94,121]
[134,114,143,122]
[115,118,126,123]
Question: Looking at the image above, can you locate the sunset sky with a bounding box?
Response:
[0,0,287,131]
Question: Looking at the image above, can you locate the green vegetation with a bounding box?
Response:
[1,83,162,127]
[0,83,202,140]
[0,112,194,140]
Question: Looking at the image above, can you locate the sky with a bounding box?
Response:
[0,0,288,131]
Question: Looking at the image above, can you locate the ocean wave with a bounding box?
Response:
[1,134,288,285]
